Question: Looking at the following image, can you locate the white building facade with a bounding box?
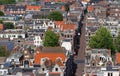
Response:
[34,36,43,46]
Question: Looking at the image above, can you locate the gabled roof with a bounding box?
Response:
[34,47,66,65]
[56,59,64,66]
[26,5,41,10]
[55,21,76,32]
[87,5,94,12]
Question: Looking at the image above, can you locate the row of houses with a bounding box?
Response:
[84,0,120,76]
[85,0,120,49]
[0,46,67,76]
[0,0,88,76]
[84,48,120,76]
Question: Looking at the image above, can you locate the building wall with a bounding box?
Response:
[52,64,62,72]
[103,71,119,76]
[0,33,26,40]
[34,36,43,46]
[0,69,8,75]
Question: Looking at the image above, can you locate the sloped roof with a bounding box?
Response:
[26,5,41,10]
[55,21,76,31]
[87,5,94,12]
[34,47,66,65]
[116,53,120,64]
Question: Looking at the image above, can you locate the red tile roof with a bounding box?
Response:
[61,5,66,11]
[116,53,120,64]
[0,24,3,30]
[49,72,61,74]
[81,0,91,2]
[56,60,64,66]
[61,24,75,31]
[34,52,66,65]
[0,5,4,10]
[55,21,76,32]
[87,5,94,12]
[26,5,41,11]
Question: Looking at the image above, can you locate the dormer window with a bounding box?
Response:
[55,68,58,71]
[42,68,45,71]
[24,60,29,68]
[50,23,52,25]
[108,73,112,76]
[92,63,95,67]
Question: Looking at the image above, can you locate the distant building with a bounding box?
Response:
[34,36,43,46]
[85,49,112,75]
[34,47,67,74]
[0,29,27,40]
[4,4,26,16]
[97,66,119,76]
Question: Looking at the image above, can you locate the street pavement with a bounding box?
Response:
[75,14,86,76]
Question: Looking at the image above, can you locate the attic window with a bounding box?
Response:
[50,23,52,25]
[42,68,45,71]
[55,68,58,71]
[18,40,20,43]
[92,62,95,67]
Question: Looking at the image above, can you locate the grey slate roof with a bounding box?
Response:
[41,47,66,53]
[4,4,26,11]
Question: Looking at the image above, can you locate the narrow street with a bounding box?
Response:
[75,8,87,76]
[75,16,86,76]
[64,7,87,76]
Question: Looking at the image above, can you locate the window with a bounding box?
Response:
[55,68,58,71]
[42,68,45,71]
[108,73,112,76]
[24,60,29,68]
[18,35,22,38]
[13,35,15,37]
[2,35,5,38]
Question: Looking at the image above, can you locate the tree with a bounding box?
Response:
[0,0,16,4]
[0,11,4,16]
[115,31,120,52]
[41,15,46,19]
[0,46,10,57]
[89,27,115,55]
[44,30,59,47]
[64,3,70,12]
[0,20,3,24]
[4,22,14,29]
[48,11,63,21]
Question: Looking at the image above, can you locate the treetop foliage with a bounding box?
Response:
[89,26,115,55]
[43,30,59,47]
[48,11,63,21]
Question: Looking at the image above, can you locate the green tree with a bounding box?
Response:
[0,11,4,16]
[44,30,59,47]
[115,31,120,52]
[0,0,16,4]
[0,20,3,24]
[64,3,70,12]
[0,46,10,57]
[41,15,46,19]
[89,27,115,55]
[48,11,63,21]
[4,22,14,29]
